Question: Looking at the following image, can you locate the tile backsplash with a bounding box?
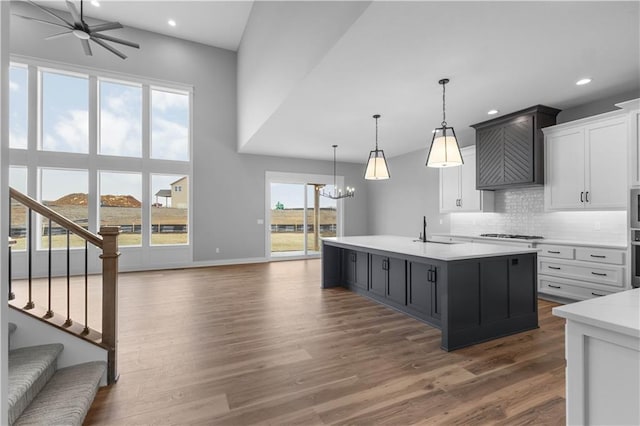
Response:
[450,187,627,244]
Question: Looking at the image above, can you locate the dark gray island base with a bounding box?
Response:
[322,237,538,351]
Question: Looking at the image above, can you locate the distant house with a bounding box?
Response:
[154,189,171,207]
[170,177,188,209]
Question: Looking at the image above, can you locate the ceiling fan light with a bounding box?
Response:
[72,29,90,40]
[426,127,463,168]
[364,150,390,180]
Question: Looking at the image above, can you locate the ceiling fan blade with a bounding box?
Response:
[65,0,84,28]
[45,31,73,40]
[25,0,74,27]
[91,33,139,49]
[89,22,123,33]
[90,36,127,60]
[13,14,70,29]
[81,39,92,56]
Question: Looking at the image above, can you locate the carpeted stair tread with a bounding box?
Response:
[14,361,106,426]
[8,344,63,425]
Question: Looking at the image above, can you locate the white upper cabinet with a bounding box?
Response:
[544,111,628,211]
[616,98,640,187]
[440,146,494,213]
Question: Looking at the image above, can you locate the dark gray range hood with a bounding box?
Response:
[471,105,561,190]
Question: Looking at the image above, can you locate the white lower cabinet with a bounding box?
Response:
[538,243,627,301]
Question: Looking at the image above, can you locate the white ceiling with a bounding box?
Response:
[35,0,253,51]
[241,1,640,162]
[18,1,640,163]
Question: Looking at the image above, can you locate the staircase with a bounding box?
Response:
[8,323,105,425]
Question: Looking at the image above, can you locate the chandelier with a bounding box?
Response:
[320,145,355,199]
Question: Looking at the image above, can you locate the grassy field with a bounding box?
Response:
[10,233,188,250]
[271,231,335,252]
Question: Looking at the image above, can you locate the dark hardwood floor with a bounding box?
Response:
[13,259,567,424]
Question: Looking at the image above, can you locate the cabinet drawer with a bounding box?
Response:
[537,244,574,260]
[575,247,625,265]
[539,276,614,301]
[539,260,624,288]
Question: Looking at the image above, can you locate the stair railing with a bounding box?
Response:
[8,187,120,384]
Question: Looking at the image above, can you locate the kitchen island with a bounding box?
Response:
[322,235,539,351]
[553,289,640,425]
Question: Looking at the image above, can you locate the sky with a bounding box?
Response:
[271,183,337,210]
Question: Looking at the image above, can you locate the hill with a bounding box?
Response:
[47,193,142,208]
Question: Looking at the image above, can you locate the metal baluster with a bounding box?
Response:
[44,218,53,319]
[8,196,14,300]
[82,240,89,335]
[24,208,34,310]
[64,230,72,327]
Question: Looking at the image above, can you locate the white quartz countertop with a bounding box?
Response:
[433,233,627,249]
[323,235,538,261]
[553,289,640,338]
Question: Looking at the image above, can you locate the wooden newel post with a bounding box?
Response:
[99,226,120,385]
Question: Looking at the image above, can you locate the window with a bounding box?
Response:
[41,70,89,154]
[151,88,189,161]
[151,174,188,245]
[9,65,28,149]
[8,61,192,257]
[99,172,142,246]
[99,80,142,157]
[40,168,89,248]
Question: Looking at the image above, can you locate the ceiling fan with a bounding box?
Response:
[15,0,140,60]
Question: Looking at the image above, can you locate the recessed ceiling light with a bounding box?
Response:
[487,109,499,115]
[91,0,100,6]
[576,78,592,86]
[168,19,177,27]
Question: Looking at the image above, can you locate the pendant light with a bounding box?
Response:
[364,114,390,180]
[426,78,463,168]
[320,145,355,199]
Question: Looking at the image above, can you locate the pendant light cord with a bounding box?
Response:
[333,145,337,194]
[375,116,379,150]
[441,81,447,127]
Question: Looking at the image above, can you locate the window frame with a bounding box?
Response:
[8,56,193,264]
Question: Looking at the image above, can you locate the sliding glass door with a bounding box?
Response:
[267,173,340,259]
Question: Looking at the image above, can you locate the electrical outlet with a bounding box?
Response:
[439,219,443,225]
[257,219,264,225]
[216,248,220,253]
[594,222,601,231]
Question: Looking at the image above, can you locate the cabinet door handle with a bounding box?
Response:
[549,284,561,289]
[591,272,607,276]
[547,251,561,254]
[591,292,605,297]
[548,266,561,270]
[585,191,589,203]
[590,254,606,259]
[458,199,462,207]
[580,192,584,202]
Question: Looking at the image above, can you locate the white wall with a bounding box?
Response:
[237,1,370,150]
[8,2,370,266]
[366,149,450,238]
[1,2,10,422]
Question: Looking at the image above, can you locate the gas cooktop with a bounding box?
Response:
[479,233,544,240]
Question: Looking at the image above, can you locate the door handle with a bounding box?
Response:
[580,192,584,203]
[585,191,589,203]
